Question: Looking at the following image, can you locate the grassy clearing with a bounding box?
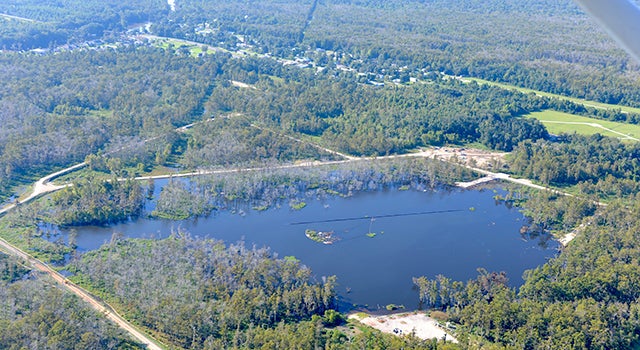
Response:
[150,38,210,57]
[464,77,640,115]
[146,36,235,58]
[526,110,640,141]
[85,109,112,119]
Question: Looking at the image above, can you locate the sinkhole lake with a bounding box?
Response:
[60,183,558,312]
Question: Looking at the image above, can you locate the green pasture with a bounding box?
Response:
[526,110,640,141]
[149,37,217,57]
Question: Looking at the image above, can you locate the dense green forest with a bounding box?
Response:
[508,134,640,199]
[209,77,550,155]
[0,253,143,349]
[151,0,640,106]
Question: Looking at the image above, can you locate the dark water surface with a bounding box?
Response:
[61,185,558,311]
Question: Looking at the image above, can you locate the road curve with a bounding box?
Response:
[0,162,86,215]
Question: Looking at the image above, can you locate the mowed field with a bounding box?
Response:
[526,110,640,141]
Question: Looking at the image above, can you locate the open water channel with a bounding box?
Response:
[57,181,558,312]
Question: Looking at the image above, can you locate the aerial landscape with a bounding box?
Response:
[2,0,640,349]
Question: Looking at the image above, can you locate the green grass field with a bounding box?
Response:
[464,77,640,115]
[149,37,222,58]
[526,110,640,141]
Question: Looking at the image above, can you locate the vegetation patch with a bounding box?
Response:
[48,177,144,226]
[252,204,269,211]
[385,304,405,311]
[290,200,307,210]
[305,229,338,244]
[151,179,214,220]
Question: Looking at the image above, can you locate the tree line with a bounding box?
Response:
[153,157,474,220]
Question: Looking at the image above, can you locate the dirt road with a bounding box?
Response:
[133,159,354,182]
[0,162,85,215]
[0,236,164,349]
[0,13,39,23]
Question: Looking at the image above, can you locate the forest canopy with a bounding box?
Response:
[2,0,640,349]
[69,237,338,349]
[0,253,143,349]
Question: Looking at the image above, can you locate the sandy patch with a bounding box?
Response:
[422,147,506,168]
[348,312,458,343]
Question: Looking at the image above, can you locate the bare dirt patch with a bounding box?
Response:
[348,312,458,343]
